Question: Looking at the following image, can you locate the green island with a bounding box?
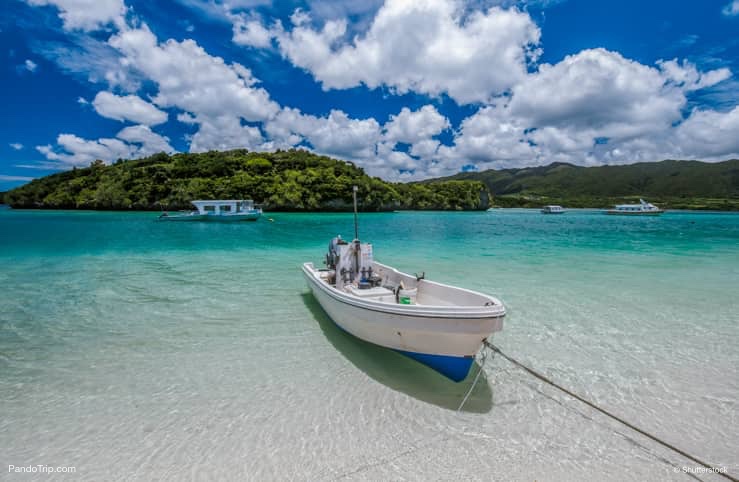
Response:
[3,151,738,211]
[1,149,489,211]
[432,159,739,211]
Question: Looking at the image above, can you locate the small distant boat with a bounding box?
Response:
[158,200,262,222]
[303,187,506,382]
[541,205,565,214]
[606,199,663,216]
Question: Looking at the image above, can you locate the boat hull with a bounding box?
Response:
[158,212,261,222]
[605,210,663,216]
[302,263,504,381]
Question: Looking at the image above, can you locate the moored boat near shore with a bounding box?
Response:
[606,199,663,216]
[541,205,565,214]
[158,200,262,222]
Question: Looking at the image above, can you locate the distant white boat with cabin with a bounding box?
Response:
[303,187,506,382]
[606,199,663,216]
[158,200,262,221]
[541,205,565,214]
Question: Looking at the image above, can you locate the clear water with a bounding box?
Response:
[1,208,737,481]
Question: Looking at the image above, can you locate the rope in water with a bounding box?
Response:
[456,347,492,412]
[483,340,737,482]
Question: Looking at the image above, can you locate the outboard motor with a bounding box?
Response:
[326,235,343,269]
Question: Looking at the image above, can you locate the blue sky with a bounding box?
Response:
[1,0,738,190]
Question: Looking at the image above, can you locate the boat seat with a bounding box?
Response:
[346,285,396,303]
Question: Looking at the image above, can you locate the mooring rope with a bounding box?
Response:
[483,340,737,482]
[456,346,493,412]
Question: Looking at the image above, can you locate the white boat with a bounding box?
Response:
[606,199,663,216]
[541,205,565,214]
[158,200,262,221]
[303,188,506,382]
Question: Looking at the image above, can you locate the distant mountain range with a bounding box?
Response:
[4,156,739,211]
[425,159,739,210]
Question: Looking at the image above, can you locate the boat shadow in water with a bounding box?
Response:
[301,293,494,413]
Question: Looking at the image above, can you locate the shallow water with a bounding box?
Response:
[0,208,737,481]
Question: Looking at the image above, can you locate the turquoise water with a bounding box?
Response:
[1,208,738,480]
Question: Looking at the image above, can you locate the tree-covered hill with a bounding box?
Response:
[3,149,490,211]
[427,159,739,210]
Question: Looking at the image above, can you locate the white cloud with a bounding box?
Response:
[509,49,687,136]
[37,134,133,165]
[672,106,739,159]
[26,0,127,31]
[230,13,274,48]
[657,58,731,92]
[268,0,541,104]
[409,139,441,159]
[442,104,538,168]
[116,125,174,154]
[92,91,168,126]
[10,143,24,150]
[108,24,280,151]
[24,59,38,72]
[33,36,142,92]
[266,108,381,160]
[722,0,739,16]
[189,116,265,152]
[77,96,89,104]
[383,105,449,145]
[430,48,737,176]
[36,125,173,166]
[0,175,35,182]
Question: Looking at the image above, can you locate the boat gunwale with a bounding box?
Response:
[604,210,664,215]
[302,262,506,320]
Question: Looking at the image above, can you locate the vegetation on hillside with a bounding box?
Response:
[430,160,739,210]
[3,149,490,211]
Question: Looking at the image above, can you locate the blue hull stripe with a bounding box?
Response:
[397,350,474,382]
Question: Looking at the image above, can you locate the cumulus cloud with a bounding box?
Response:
[230,13,274,48]
[509,49,687,136]
[107,24,281,152]
[586,106,739,165]
[439,105,538,170]
[189,116,266,152]
[10,143,24,150]
[672,106,739,159]
[92,91,168,126]
[266,108,381,160]
[37,135,133,165]
[267,0,541,104]
[109,25,279,122]
[26,0,127,31]
[430,49,737,176]
[383,105,449,145]
[116,125,174,153]
[36,125,173,166]
[24,59,38,72]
